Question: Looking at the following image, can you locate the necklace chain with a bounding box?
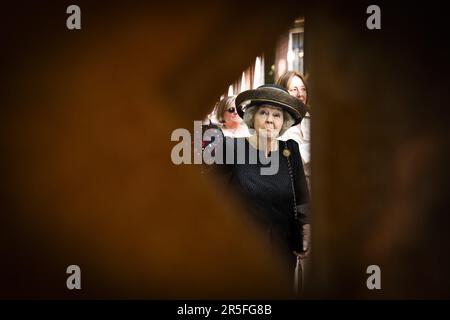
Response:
[284,141,298,221]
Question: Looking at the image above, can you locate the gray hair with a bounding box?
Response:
[242,105,295,136]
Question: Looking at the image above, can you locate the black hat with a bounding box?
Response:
[235,84,307,126]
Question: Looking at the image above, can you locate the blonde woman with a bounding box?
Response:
[215,96,250,138]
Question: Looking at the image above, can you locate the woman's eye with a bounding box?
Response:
[260,110,268,115]
[274,113,281,118]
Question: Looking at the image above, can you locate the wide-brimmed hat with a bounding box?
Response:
[235,84,307,126]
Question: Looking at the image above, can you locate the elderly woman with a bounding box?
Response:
[214,95,250,138]
[214,84,310,285]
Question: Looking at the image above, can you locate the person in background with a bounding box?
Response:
[277,71,311,185]
[215,95,251,138]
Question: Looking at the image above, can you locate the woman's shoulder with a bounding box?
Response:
[281,139,301,159]
[221,126,252,139]
[283,138,300,149]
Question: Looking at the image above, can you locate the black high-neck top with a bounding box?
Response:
[215,137,309,263]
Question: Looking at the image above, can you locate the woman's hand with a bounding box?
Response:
[294,223,311,259]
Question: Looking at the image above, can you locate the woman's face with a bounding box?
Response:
[222,104,241,126]
[253,105,284,138]
[288,76,307,104]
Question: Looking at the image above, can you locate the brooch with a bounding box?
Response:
[282,148,291,157]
